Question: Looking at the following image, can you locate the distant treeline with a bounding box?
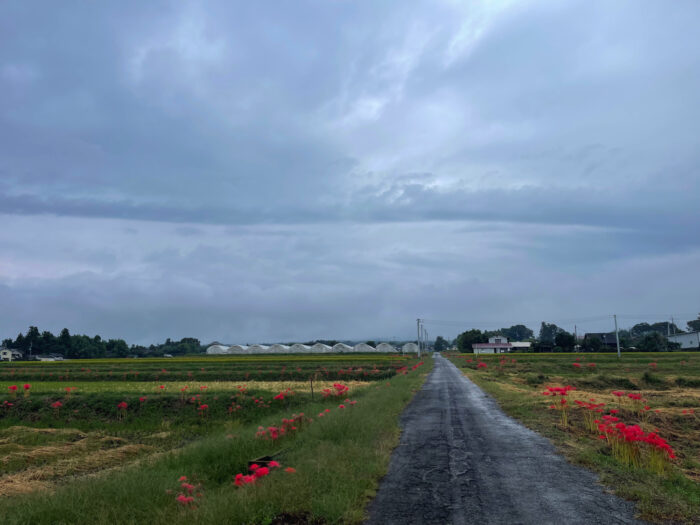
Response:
[449,320,698,353]
[2,326,204,359]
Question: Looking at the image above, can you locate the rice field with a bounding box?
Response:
[0,354,430,524]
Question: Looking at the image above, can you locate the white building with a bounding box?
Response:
[0,348,23,361]
[228,345,249,354]
[668,331,700,350]
[353,343,375,353]
[247,344,270,353]
[290,343,311,353]
[310,343,333,353]
[375,343,397,353]
[510,342,532,351]
[473,336,512,355]
[332,343,353,353]
[269,344,291,353]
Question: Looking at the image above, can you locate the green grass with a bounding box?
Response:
[0,358,431,524]
[447,352,700,524]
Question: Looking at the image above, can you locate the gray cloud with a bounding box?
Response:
[1,0,699,343]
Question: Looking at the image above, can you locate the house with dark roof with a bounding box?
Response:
[583,332,618,349]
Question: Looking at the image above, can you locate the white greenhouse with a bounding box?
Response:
[246,344,269,353]
[269,344,291,353]
[228,345,249,354]
[375,343,397,353]
[353,343,375,353]
[402,343,419,354]
[206,344,230,355]
[332,343,353,353]
[311,343,333,353]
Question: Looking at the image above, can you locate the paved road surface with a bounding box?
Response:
[365,354,646,525]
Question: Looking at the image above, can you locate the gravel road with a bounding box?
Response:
[365,354,646,525]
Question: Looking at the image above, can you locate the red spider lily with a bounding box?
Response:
[572,363,581,369]
[176,494,193,505]
[139,396,146,402]
[269,461,281,468]
[51,400,63,408]
[273,393,285,400]
[611,390,625,397]
[285,467,296,473]
[254,467,270,478]
[181,483,194,494]
[179,476,188,481]
[597,419,675,473]
[249,464,260,471]
[117,401,128,409]
[23,384,31,390]
[339,404,345,409]
[349,400,357,405]
[234,473,245,486]
[477,362,488,369]
[588,363,596,368]
[8,385,18,393]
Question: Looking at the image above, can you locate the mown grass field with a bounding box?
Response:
[0,354,431,524]
[446,352,700,524]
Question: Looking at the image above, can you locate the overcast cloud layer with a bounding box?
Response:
[1,0,699,344]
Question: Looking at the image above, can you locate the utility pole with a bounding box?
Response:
[614,314,621,358]
[416,319,422,358]
[574,325,577,349]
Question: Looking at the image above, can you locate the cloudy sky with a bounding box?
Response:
[1,0,699,345]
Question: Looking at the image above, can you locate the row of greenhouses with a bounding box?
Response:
[205,342,419,355]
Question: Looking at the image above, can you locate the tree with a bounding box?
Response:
[501,324,534,341]
[687,316,700,332]
[539,322,565,344]
[59,328,72,356]
[434,336,448,352]
[2,338,12,348]
[638,332,667,352]
[456,329,487,353]
[554,332,576,351]
[583,336,603,352]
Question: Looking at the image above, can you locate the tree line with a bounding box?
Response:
[438,317,700,353]
[2,326,205,359]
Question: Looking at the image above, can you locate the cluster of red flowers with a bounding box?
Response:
[256,412,312,441]
[476,362,488,369]
[543,386,576,426]
[597,416,676,471]
[321,383,349,398]
[173,476,202,507]
[233,461,295,487]
[411,361,425,371]
[273,388,295,401]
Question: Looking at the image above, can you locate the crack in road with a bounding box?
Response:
[365,354,647,525]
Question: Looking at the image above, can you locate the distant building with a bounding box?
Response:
[473,336,512,354]
[0,348,23,361]
[583,333,618,349]
[668,331,700,350]
[33,353,64,361]
[375,343,397,353]
[510,342,532,351]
